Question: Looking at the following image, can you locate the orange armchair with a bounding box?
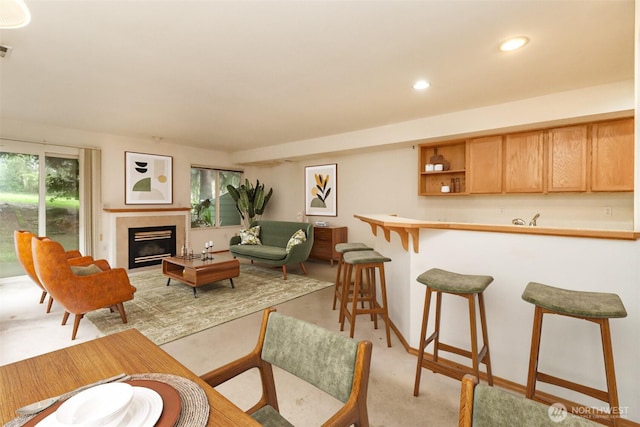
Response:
[14,230,110,313]
[31,237,137,340]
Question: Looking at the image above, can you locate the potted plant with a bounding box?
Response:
[227,179,273,229]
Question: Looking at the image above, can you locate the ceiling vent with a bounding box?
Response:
[0,45,13,58]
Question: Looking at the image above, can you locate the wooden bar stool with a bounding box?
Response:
[340,250,392,347]
[332,243,373,314]
[522,282,627,427]
[414,268,494,396]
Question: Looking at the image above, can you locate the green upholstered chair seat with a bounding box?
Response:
[343,250,391,264]
[472,383,599,426]
[230,244,287,261]
[251,405,295,427]
[522,282,627,319]
[416,268,494,294]
[335,242,372,253]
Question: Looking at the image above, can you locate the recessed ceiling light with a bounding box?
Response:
[413,80,430,90]
[0,0,31,29]
[499,37,529,52]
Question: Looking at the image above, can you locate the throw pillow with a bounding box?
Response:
[70,264,102,276]
[239,225,262,245]
[286,229,306,253]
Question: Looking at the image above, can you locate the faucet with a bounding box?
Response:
[512,213,540,226]
[529,213,540,227]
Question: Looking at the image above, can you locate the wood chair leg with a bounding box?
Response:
[299,262,307,275]
[526,306,544,399]
[414,287,433,396]
[46,296,54,313]
[333,256,344,310]
[115,303,128,324]
[340,263,353,329]
[62,311,70,326]
[468,294,480,381]
[600,319,621,427]
[39,291,47,304]
[378,263,391,347]
[71,314,83,340]
[282,265,287,280]
[349,266,362,339]
[433,291,442,363]
[478,292,493,385]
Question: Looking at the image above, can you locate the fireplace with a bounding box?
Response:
[128,225,176,269]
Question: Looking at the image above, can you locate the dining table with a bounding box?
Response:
[0,328,260,426]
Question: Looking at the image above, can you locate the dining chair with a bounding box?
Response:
[200,307,373,427]
[14,230,111,313]
[459,375,600,426]
[31,236,136,340]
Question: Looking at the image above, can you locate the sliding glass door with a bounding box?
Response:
[0,142,80,278]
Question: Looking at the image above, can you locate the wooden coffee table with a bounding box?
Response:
[162,255,240,298]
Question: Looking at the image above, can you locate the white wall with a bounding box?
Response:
[0,118,258,260]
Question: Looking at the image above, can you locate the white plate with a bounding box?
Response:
[56,383,133,426]
[36,387,163,427]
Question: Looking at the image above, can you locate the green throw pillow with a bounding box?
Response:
[239,225,262,245]
[286,229,306,253]
[70,264,102,276]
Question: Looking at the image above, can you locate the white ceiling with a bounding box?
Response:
[0,0,634,153]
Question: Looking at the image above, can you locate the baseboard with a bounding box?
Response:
[388,320,639,427]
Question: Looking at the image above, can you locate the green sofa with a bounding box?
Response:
[229,220,314,279]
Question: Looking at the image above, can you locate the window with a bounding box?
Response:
[1,143,81,278]
[190,167,242,228]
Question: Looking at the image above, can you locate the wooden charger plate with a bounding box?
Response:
[23,379,181,427]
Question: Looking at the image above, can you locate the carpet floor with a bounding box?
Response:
[85,264,333,345]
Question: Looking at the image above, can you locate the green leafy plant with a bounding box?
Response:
[191,198,213,227]
[227,179,273,228]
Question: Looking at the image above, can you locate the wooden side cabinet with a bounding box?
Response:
[591,118,634,192]
[309,226,347,266]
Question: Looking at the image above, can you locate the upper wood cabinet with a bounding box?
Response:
[504,130,544,193]
[418,141,466,195]
[591,118,634,192]
[467,136,503,194]
[417,117,634,196]
[547,125,588,192]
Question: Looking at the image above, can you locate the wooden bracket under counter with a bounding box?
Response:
[354,214,640,254]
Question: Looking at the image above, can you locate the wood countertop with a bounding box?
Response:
[354,214,639,253]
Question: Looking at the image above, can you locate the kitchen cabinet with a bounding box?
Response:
[591,118,634,192]
[309,226,347,266]
[547,125,588,192]
[467,136,503,194]
[418,141,466,195]
[504,130,544,193]
[417,117,633,197]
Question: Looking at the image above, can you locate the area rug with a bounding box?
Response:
[85,264,333,345]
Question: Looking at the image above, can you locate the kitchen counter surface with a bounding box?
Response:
[354,214,639,253]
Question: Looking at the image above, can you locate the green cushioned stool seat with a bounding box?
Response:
[332,243,374,314]
[522,281,627,426]
[522,282,627,319]
[416,268,494,294]
[335,242,373,253]
[343,250,391,264]
[340,250,393,347]
[414,268,494,396]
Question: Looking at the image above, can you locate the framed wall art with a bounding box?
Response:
[305,163,337,216]
[125,152,173,204]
